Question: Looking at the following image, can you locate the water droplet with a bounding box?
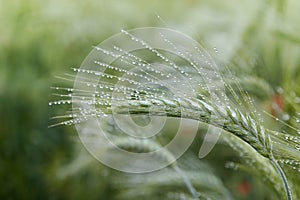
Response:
[213,47,218,53]
[282,114,290,121]
[277,87,284,94]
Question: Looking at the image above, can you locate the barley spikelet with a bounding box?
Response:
[50,27,300,199]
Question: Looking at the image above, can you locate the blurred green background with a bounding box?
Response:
[0,1,199,199]
[1,0,299,199]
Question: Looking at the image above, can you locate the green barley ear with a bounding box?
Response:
[50,27,300,199]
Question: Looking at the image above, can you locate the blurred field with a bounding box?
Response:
[1,0,300,199]
[0,1,195,199]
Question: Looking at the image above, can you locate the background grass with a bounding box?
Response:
[1,0,299,199]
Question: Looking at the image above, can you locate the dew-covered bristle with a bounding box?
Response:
[49,28,300,146]
[49,28,227,128]
[49,27,300,154]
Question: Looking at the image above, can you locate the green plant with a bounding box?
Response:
[47,1,300,200]
[50,25,300,199]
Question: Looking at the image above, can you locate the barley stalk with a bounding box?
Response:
[50,27,300,199]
